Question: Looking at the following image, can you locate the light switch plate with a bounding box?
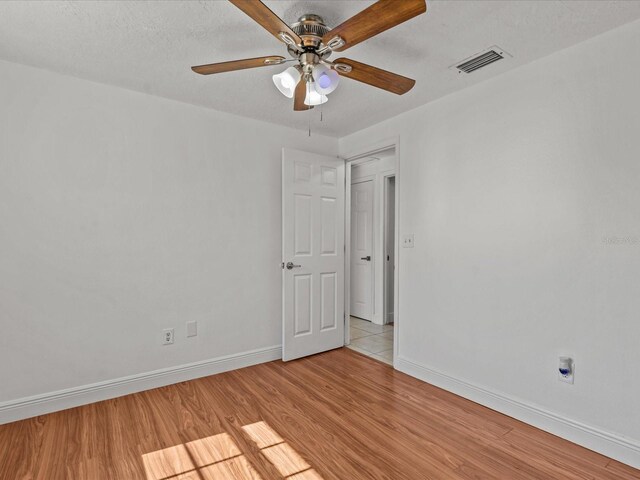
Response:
[402,234,415,248]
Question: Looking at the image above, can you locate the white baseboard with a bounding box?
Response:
[395,356,640,469]
[0,345,282,425]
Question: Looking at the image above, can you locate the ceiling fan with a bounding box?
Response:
[191,0,427,111]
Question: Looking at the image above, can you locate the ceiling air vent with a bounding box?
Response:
[451,46,511,74]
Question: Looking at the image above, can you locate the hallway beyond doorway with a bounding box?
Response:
[347,316,393,365]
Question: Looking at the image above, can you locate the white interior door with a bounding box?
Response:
[282,148,345,361]
[350,180,374,320]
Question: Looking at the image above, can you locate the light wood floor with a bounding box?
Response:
[1,348,638,479]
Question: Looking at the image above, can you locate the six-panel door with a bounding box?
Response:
[350,179,374,320]
[282,149,345,361]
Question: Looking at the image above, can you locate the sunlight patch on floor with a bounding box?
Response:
[242,421,323,479]
[142,432,259,480]
[142,422,323,480]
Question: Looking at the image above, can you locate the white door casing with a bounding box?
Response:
[282,148,345,361]
[350,179,374,320]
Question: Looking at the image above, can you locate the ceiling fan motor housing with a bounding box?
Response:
[291,15,330,51]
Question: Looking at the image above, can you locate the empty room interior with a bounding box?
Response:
[1,1,640,479]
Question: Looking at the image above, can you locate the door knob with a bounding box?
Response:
[361,256,371,261]
[286,261,302,270]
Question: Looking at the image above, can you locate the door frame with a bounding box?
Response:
[343,137,401,365]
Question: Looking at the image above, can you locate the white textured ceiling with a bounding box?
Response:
[1,1,640,136]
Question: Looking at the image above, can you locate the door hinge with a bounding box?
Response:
[281,262,284,269]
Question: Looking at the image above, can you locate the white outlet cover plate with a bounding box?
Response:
[162,328,174,345]
[402,234,415,248]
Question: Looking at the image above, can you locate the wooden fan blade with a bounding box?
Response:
[293,80,313,111]
[323,0,426,52]
[333,58,416,95]
[191,56,286,75]
[229,0,301,45]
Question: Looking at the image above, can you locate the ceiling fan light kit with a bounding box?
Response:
[311,63,340,95]
[304,86,328,107]
[272,66,301,98]
[191,0,427,112]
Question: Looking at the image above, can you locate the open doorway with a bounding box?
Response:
[345,147,397,365]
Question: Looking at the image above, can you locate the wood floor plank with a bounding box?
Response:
[606,460,640,480]
[287,352,543,479]
[0,348,638,479]
[258,357,472,478]
[239,363,428,479]
[228,365,390,479]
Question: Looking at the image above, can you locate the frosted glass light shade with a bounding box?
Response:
[272,67,301,98]
[304,86,328,106]
[312,64,340,95]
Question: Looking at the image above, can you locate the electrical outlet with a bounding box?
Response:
[402,234,415,248]
[186,321,197,338]
[162,328,174,345]
[559,369,574,384]
[558,356,574,384]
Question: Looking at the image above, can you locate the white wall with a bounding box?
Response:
[340,20,640,467]
[0,60,337,412]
